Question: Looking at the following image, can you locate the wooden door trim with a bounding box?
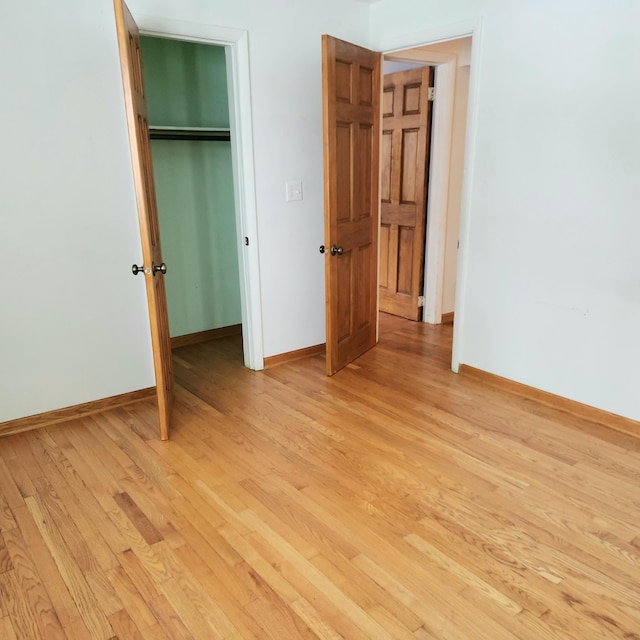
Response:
[170,324,242,349]
[264,343,325,369]
[459,364,640,440]
[0,389,155,439]
[134,15,264,371]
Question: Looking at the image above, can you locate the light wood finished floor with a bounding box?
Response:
[1,314,640,639]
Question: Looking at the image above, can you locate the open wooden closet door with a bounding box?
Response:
[322,35,381,375]
[114,0,174,440]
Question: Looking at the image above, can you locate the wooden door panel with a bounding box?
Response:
[381,131,393,202]
[336,241,376,339]
[359,67,374,105]
[382,88,394,116]
[383,209,420,227]
[401,128,420,203]
[404,83,422,114]
[379,225,390,289]
[114,0,174,439]
[355,243,373,329]
[397,227,415,293]
[357,123,373,217]
[337,252,352,341]
[379,67,433,321]
[336,123,353,222]
[387,229,399,297]
[335,60,352,101]
[322,35,381,375]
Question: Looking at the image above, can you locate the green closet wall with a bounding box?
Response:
[140,36,241,338]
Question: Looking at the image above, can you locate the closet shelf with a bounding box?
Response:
[149,126,231,142]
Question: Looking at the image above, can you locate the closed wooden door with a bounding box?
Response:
[379,67,433,320]
[114,0,174,440]
[322,35,381,375]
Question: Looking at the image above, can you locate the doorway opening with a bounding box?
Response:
[140,36,243,361]
[134,17,264,372]
[379,37,472,361]
[321,29,478,376]
[379,20,482,373]
[379,62,435,323]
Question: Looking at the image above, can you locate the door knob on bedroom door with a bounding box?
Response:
[132,264,145,275]
[153,262,167,275]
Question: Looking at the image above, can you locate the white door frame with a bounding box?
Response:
[133,13,264,370]
[376,18,482,372]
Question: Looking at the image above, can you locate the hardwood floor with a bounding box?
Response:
[1,314,640,639]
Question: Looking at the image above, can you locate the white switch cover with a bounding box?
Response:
[285,180,303,202]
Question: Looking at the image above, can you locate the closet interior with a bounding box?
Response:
[140,36,242,347]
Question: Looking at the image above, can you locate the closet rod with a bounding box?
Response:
[149,127,231,142]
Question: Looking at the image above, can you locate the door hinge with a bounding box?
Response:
[418,296,425,307]
[428,87,435,102]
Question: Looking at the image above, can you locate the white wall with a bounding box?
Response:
[372,0,640,421]
[0,0,370,423]
[5,0,639,426]
[0,0,155,423]
[129,0,371,358]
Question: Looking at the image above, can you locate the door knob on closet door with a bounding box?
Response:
[132,264,145,275]
[319,245,343,256]
[153,262,167,275]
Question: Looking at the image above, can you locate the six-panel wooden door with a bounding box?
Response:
[322,35,382,375]
[114,0,174,439]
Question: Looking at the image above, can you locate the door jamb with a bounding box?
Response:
[132,13,264,370]
[376,18,482,373]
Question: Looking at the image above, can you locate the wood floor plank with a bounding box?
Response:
[41,459,120,573]
[311,552,425,634]
[118,465,187,545]
[1,316,640,638]
[116,548,163,604]
[172,526,254,608]
[107,608,145,640]
[239,523,395,640]
[112,492,163,546]
[0,451,38,503]
[147,594,194,640]
[0,493,17,533]
[23,494,114,639]
[9,505,90,637]
[0,570,45,640]
[0,615,18,640]
[0,532,13,574]
[2,526,67,640]
[153,539,240,638]
[105,564,157,632]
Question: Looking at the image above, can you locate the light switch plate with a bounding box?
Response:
[285,180,303,202]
